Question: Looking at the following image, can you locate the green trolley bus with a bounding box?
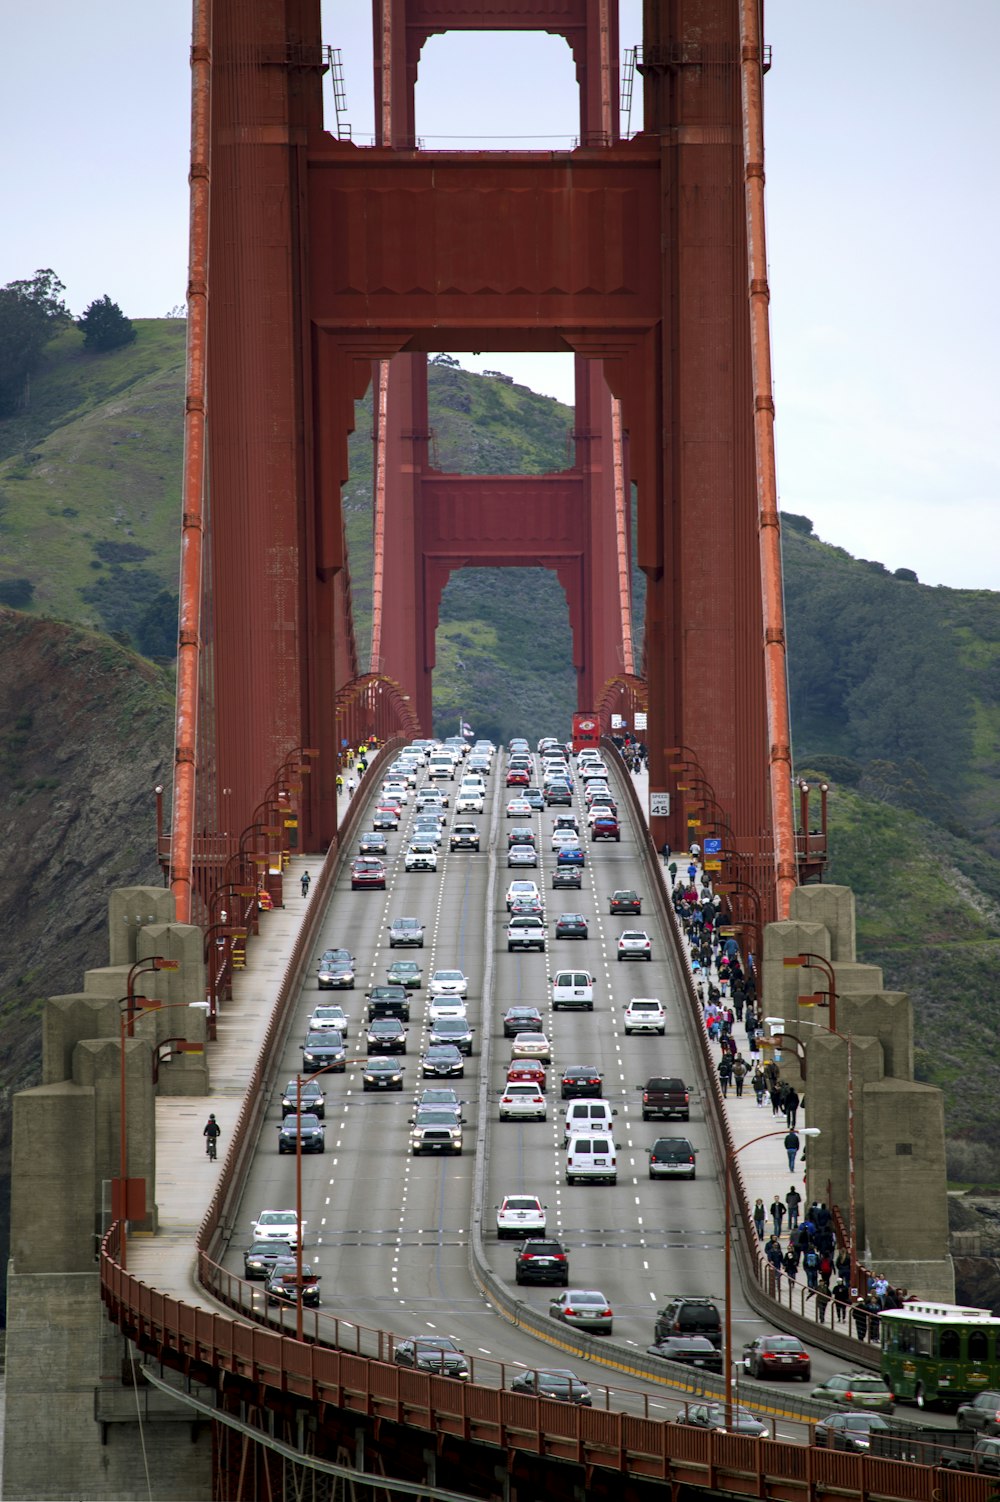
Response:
[881,1302,1000,1409]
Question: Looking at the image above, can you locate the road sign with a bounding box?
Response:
[634,711,647,729]
[687,817,701,827]
[704,859,722,871]
[649,792,671,817]
[704,837,722,854]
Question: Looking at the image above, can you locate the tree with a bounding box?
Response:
[78,295,136,353]
[0,268,70,415]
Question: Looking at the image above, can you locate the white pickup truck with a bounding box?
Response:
[506,914,547,952]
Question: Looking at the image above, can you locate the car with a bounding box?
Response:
[416,1086,463,1110]
[654,1297,722,1348]
[409,1107,464,1154]
[552,813,580,834]
[449,822,480,851]
[743,1334,811,1380]
[649,1137,697,1179]
[351,856,387,889]
[552,866,583,890]
[265,1258,321,1307]
[958,1391,1000,1434]
[586,801,618,824]
[556,846,585,866]
[250,1208,304,1249]
[510,1031,551,1062]
[388,916,425,948]
[646,1337,723,1373]
[280,1077,326,1119]
[371,806,399,830]
[579,762,609,781]
[508,895,544,920]
[413,814,445,839]
[386,960,421,989]
[617,929,652,961]
[507,843,538,868]
[510,1368,591,1405]
[548,1290,613,1334]
[591,814,620,841]
[506,1059,548,1090]
[499,1083,547,1121]
[421,1044,465,1078]
[361,1057,405,1091]
[358,831,388,855]
[676,1404,767,1437]
[813,1413,893,1452]
[640,1076,690,1121]
[427,996,468,1023]
[515,1238,570,1286]
[366,984,410,1022]
[455,786,485,813]
[506,768,530,788]
[415,787,448,810]
[506,797,533,818]
[300,1030,346,1072]
[809,1374,895,1413]
[505,880,541,910]
[243,1239,294,1279]
[503,1005,544,1038]
[308,1003,349,1035]
[393,1336,470,1380]
[506,913,547,950]
[276,1112,326,1154]
[544,784,573,806]
[316,948,355,989]
[606,889,639,913]
[551,829,581,851]
[428,969,469,1000]
[560,1065,604,1100]
[380,779,409,804]
[554,913,589,940]
[624,997,666,1034]
[522,788,545,810]
[404,841,439,872]
[496,1194,547,1239]
[429,1016,474,1054]
[366,1017,407,1054]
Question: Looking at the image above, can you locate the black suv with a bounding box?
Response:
[552,866,583,890]
[366,985,410,1022]
[515,1238,570,1286]
[280,1077,326,1119]
[654,1297,722,1349]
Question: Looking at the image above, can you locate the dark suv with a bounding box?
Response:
[654,1297,722,1349]
[366,985,410,1022]
[515,1238,570,1286]
[639,1077,690,1122]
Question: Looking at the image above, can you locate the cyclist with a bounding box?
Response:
[203,1113,221,1159]
[300,870,311,898]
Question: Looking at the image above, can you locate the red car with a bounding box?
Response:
[591,815,620,842]
[351,856,387,890]
[507,1059,547,1091]
[506,768,530,787]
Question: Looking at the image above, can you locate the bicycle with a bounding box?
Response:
[205,1131,219,1161]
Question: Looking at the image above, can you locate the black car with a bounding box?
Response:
[646,1337,723,1374]
[552,866,583,890]
[554,913,589,940]
[358,831,388,855]
[276,1112,326,1154]
[361,1057,405,1091]
[609,889,641,915]
[393,1336,469,1379]
[507,826,536,847]
[366,1018,408,1054]
[654,1297,722,1349]
[366,985,410,1022]
[813,1413,892,1452]
[243,1239,294,1280]
[280,1078,326,1119]
[676,1403,767,1438]
[515,1238,570,1286]
[317,947,355,989]
[743,1334,811,1381]
[503,1006,544,1038]
[421,1044,465,1078]
[301,1030,346,1072]
[429,1017,474,1055]
[560,1065,605,1100]
[648,1137,697,1181]
[510,1368,591,1405]
[265,1258,320,1307]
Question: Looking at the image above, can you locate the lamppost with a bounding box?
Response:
[115,997,209,1270]
[124,956,180,1037]
[724,1126,821,1429]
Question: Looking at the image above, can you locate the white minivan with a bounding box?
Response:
[565,1132,618,1184]
[455,779,486,813]
[551,969,595,1011]
[563,1098,617,1143]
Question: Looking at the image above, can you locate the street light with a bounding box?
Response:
[124,956,180,1037]
[723,1126,820,1428]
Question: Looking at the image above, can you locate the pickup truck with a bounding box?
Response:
[506,914,547,952]
[450,822,480,852]
[638,1076,690,1121]
[366,985,411,1022]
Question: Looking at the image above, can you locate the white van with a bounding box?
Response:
[551,969,595,1011]
[565,1132,618,1184]
[563,1098,617,1143]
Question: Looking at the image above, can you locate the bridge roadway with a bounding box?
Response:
[128,743,881,1449]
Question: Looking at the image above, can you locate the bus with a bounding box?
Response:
[880,1302,1000,1408]
[571,713,600,755]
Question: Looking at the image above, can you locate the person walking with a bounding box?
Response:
[770,1196,786,1238]
[753,1199,766,1240]
[732,1055,748,1098]
[784,1127,801,1172]
[802,1246,820,1290]
[784,1087,800,1130]
[667,860,678,889]
[718,1054,733,1097]
[782,1245,799,1288]
[785,1185,802,1230]
[752,1067,767,1106]
[661,840,671,867]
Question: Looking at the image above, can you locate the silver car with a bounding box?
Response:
[548,1289,613,1334]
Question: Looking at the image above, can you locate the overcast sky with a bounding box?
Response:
[2,1,996,589]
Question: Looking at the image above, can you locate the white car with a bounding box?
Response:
[499,1084,547,1121]
[586,804,616,826]
[496,1194,547,1239]
[551,829,581,851]
[624,997,666,1034]
[618,930,653,962]
[404,841,438,872]
[250,1209,304,1249]
[505,880,541,910]
[428,969,469,1000]
[510,1031,552,1063]
[456,787,485,813]
[506,797,533,818]
[308,1004,349,1036]
[381,779,410,804]
[427,997,468,1023]
[415,788,448,810]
